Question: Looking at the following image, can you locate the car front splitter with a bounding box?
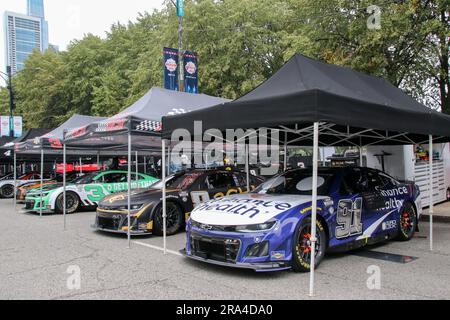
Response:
[181,249,292,273]
[91,224,152,236]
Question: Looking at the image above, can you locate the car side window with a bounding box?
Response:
[340,169,364,195]
[378,173,397,188]
[366,170,385,191]
[206,173,236,190]
[233,173,247,187]
[102,173,127,183]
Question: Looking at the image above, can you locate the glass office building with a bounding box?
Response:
[4,0,49,74]
[27,0,45,18]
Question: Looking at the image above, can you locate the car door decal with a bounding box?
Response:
[84,185,107,202]
[191,191,211,208]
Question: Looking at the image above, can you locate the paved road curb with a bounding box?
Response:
[421,215,450,224]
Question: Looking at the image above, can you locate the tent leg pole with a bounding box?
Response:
[144,156,147,174]
[246,143,250,192]
[309,122,319,298]
[284,132,288,172]
[359,136,364,168]
[97,152,100,169]
[40,149,44,218]
[360,147,363,167]
[167,145,171,176]
[162,139,167,255]
[79,157,83,174]
[429,135,433,251]
[128,133,132,249]
[13,151,17,212]
[135,151,139,179]
[63,144,67,231]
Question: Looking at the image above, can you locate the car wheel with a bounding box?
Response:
[55,192,80,214]
[153,202,183,236]
[1,184,15,198]
[397,202,417,241]
[292,217,327,273]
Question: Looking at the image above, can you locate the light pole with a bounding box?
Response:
[171,0,185,92]
[0,66,15,137]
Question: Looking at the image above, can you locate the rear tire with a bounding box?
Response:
[397,202,417,241]
[153,202,183,236]
[1,184,15,198]
[292,217,327,273]
[55,192,80,214]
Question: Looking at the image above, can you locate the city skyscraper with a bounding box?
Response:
[27,0,45,18]
[3,0,49,74]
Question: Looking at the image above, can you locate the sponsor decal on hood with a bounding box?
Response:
[191,193,327,226]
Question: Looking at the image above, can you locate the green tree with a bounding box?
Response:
[0,87,9,116]
[3,0,448,129]
[13,48,66,129]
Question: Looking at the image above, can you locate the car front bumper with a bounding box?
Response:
[182,249,291,272]
[24,196,52,212]
[95,210,153,235]
[185,223,293,273]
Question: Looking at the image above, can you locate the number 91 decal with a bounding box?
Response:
[335,198,363,239]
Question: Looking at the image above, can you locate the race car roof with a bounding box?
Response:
[63,87,231,150]
[162,54,450,146]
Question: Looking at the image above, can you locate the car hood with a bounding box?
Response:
[28,183,71,194]
[99,188,178,208]
[190,193,327,226]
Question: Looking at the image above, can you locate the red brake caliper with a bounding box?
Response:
[402,212,410,229]
[302,233,312,254]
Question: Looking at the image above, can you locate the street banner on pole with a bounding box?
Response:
[177,0,184,17]
[13,116,23,138]
[163,47,179,91]
[0,117,9,137]
[183,51,198,94]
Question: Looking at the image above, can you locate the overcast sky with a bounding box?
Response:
[1,0,165,83]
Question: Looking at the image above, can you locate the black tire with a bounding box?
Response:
[1,184,15,198]
[153,202,183,236]
[292,217,327,273]
[55,192,80,214]
[397,202,417,241]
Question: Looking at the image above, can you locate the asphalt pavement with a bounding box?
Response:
[0,199,449,300]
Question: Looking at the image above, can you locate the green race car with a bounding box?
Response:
[24,171,159,214]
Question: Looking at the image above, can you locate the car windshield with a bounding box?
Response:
[71,173,98,185]
[253,170,334,196]
[151,172,203,190]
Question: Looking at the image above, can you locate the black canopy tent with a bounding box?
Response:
[63,87,230,246]
[64,87,230,150]
[162,54,450,296]
[164,54,450,145]
[14,115,106,154]
[1,129,51,157]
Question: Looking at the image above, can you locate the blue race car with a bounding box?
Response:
[184,167,422,272]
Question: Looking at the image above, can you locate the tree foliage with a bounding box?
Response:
[1,0,448,129]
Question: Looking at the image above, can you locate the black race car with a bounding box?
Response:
[94,169,265,236]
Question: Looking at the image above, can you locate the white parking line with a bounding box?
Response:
[133,241,183,257]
